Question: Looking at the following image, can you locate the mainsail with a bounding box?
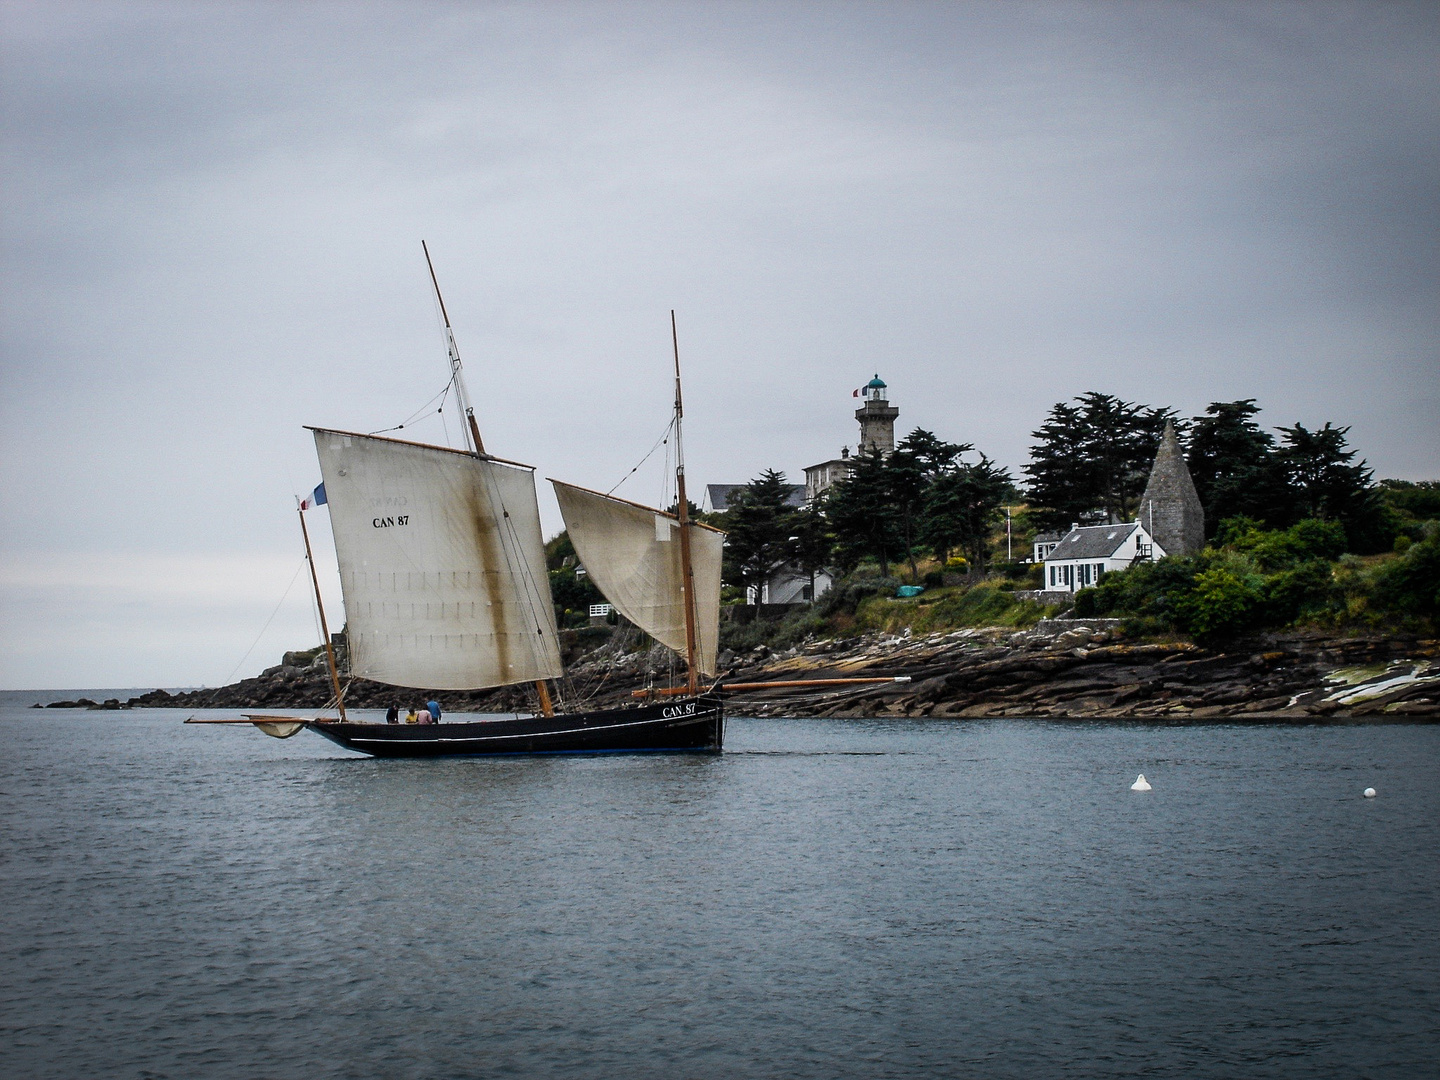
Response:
[312,428,563,690]
[551,480,724,676]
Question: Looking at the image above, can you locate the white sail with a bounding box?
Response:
[313,428,563,690]
[551,480,724,676]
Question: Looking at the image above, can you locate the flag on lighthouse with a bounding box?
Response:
[298,482,327,510]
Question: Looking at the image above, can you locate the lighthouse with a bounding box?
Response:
[856,375,899,456]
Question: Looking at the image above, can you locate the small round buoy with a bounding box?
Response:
[1364,788,1376,799]
[1131,774,1152,792]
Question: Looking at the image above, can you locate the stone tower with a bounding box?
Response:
[1139,419,1204,556]
[855,375,899,456]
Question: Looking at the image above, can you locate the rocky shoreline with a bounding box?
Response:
[39,621,1439,720]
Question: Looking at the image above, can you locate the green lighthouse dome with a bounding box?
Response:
[866,374,886,389]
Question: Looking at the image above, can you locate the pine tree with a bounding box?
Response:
[1024,393,1178,529]
[1186,399,1291,534]
[888,429,968,579]
[826,448,904,576]
[919,454,1013,571]
[721,470,796,600]
[1276,422,1381,550]
[786,502,833,601]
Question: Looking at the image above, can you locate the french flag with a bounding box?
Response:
[298,482,327,511]
[852,388,860,397]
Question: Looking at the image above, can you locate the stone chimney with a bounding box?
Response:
[1139,420,1204,556]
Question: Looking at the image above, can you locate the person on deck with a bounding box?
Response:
[416,706,433,725]
[385,704,399,725]
[426,699,442,724]
[405,707,418,724]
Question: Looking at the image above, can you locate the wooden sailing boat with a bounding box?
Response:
[191,251,724,757]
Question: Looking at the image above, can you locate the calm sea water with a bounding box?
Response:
[1,700,1436,1079]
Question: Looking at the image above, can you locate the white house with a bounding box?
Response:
[1032,531,1064,563]
[701,483,804,514]
[803,451,854,506]
[748,563,838,605]
[1041,521,1165,593]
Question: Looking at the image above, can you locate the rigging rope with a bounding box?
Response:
[477,461,561,686]
[223,555,309,685]
[368,375,456,436]
[607,416,676,496]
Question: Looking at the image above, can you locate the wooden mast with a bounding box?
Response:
[422,241,553,717]
[671,310,701,697]
[422,240,486,457]
[299,506,348,723]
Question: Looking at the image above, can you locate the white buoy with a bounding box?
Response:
[1364,787,1377,799]
[1131,774,1152,792]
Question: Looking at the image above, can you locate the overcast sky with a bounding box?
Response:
[2,1,1436,689]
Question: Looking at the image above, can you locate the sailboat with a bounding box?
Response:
[190,248,724,757]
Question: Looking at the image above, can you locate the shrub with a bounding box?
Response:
[816,577,900,618]
[1370,535,1440,619]
[1261,559,1338,624]
[1077,556,1202,622]
[1218,516,1346,570]
[1178,566,1264,638]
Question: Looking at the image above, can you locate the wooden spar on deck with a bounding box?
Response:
[671,310,701,697]
[299,505,348,723]
[633,676,912,699]
[423,241,554,717]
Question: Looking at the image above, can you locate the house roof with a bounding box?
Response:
[1045,522,1142,561]
[1033,531,1064,544]
[704,483,805,512]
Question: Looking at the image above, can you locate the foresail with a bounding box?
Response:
[313,429,563,690]
[551,480,723,676]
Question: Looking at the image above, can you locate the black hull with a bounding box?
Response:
[304,695,724,758]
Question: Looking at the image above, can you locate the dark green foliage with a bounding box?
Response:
[1370,531,1440,618]
[1275,422,1383,552]
[827,448,906,575]
[888,429,969,579]
[1176,565,1264,639]
[664,497,703,520]
[787,502,834,588]
[1186,400,1292,534]
[928,584,1022,625]
[1073,556,1201,623]
[815,577,901,617]
[827,428,1012,578]
[1023,400,1087,530]
[1073,514,1437,638]
[545,531,578,571]
[1026,394,1402,558]
[1024,392,1179,529]
[1379,479,1440,520]
[722,469,799,597]
[1378,479,1440,541]
[545,531,605,628]
[1262,559,1338,624]
[919,453,1012,571]
[718,604,834,654]
[1216,516,1346,570]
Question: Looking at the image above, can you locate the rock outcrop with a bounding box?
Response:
[56,622,1438,720]
[715,623,1438,719]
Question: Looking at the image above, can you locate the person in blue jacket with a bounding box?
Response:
[426,698,442,724]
